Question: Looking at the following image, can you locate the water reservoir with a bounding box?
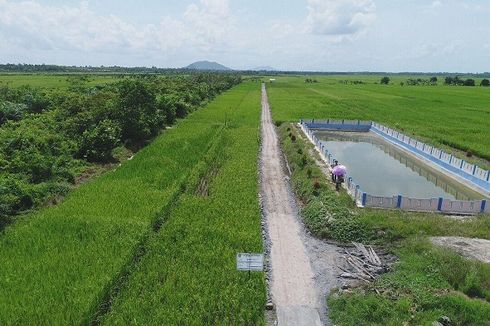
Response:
[315,131,486,201]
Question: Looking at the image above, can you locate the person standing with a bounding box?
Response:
[331,160,339,182]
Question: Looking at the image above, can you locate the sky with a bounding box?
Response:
[0,0,489,72]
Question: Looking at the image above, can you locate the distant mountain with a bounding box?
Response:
[251,66,277,71]
[185,61,231,71]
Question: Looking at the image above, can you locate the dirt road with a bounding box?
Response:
[260,84,323,326]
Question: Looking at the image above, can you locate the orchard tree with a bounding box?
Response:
[78,119,121,162]
[481,79,490,87]
[114,80,162,142]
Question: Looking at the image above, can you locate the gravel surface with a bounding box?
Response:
[260,84,344,325]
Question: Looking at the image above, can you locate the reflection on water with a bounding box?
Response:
[315,131,485,200]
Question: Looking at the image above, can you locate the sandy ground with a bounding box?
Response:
[260,84,343,325]
[431,236,490,263]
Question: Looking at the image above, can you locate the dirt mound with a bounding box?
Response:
[431,237,490,263]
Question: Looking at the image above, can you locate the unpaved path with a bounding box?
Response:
[431,236,490,263]
[260,84,323,325]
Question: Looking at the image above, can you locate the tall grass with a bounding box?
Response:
[0,82,262,324]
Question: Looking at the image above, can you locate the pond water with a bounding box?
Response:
[315,131,485,200]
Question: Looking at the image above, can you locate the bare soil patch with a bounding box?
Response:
[431,236,490,263]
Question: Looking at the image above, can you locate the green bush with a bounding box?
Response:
[0,101,26,124]
[114,79,162,142]
[78,119,121,162]
[157,94,177,125]
[0,176,33,218]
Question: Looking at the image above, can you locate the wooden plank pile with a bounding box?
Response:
[340,242,387,282]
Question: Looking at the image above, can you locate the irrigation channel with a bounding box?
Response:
[314,131,485,201]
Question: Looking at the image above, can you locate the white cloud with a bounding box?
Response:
[306,0,376,38]
[0,0,232,59]
[431,1,442,9]
[184,0,232,48]
[411,40,464,59]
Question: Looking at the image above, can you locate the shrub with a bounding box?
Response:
[157,95,177,125]
[114,79,161,142]
[380,77,390,85]
[78,119,121,162]
[0,101,26,124]
[0,176,33,218]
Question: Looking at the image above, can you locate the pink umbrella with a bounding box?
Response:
[332,165,347,177]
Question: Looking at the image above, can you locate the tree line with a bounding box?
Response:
[380,76,490,87]
[0,74,241,225]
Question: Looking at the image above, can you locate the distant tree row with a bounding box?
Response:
[0,63,237,75]
[0,73,241,223]
[445,76,472,86]
[445,76,490,87]
[305,78,319,83]
[380,76,490,87]
[339,80,365,85]
[402,77,438,86]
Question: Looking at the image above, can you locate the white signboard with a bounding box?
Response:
[236,253,264,272]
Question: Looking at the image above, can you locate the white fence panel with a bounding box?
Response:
[431,148,441,159]
[474,167,488,181]
[366,195,395,209]
[401,198,438,211]
[450,157,463,169]
[344,119,358,125]
[485,202,490,214]
[440,152,451,163]
[462,162,474,175]
[442,200,482,214]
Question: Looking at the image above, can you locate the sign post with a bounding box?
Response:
[236,253,264,276]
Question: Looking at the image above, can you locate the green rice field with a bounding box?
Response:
[0,81,265,324]
[267,76,490,166]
